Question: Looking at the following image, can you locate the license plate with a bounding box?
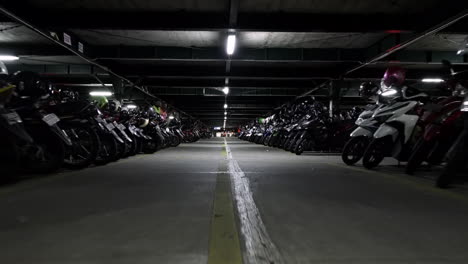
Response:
[106,123,115,131]
[2,112,22,125]
[42,113,60,126]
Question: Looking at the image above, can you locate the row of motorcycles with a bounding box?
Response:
[0,69,211,182]
[240,61,468,188]
[341,63,468,188]
[238,98,363,155]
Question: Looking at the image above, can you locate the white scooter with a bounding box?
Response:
[362,86,428,169]
[341,103,385,165]
[341,84,396,165]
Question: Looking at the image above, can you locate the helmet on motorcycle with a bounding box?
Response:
[382,66,406,87]
[359,82,379,98]
[96,96,108,108]
[107,100,120,113]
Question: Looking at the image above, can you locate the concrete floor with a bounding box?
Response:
[1,138,468,264]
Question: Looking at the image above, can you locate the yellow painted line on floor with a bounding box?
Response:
[327,162,468,204]
[207,147,243,264]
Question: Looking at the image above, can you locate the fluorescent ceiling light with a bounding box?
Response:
[422,78,444,83]
[0,55,19,61]
[224,104,228,109]
[169,115,175,120]
[222,86,230,95]
[463,101,468,106]
[89,91,112,96]
[126,104,137,109]
[226,35,236,55]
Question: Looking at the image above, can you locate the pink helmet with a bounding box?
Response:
[382,67,406,87]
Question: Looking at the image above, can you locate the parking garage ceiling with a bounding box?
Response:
[1,0,468,127]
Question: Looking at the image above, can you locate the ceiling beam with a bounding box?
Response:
[1,9,468,33]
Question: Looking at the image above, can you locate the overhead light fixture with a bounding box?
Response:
[457,37,468,56]
[222,86,230,95]
[224,104,228,109]
[126,104,137,109]
[224,111,227,115]
[0,55,19,61]
[89,91,112,97]
[169,115,175,120]
[422,78,444,83]
[226,34,236,55]
[463,101,468,106]
[224,117,227,120]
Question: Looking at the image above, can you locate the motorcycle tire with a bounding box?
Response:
[125,134,139,157]
[25,129,65,174]
[289,137,299,153]
[294,139,307,155]
[171,136,181,147]
[135,137,144,154]
[143,139,158,154]
[64,125,100,170]
[94,134,118,166]
[341,136,368,166]
[284,137,293,151]
[405,138,434,175]
[113,141,129,161]
[362,138,388,169]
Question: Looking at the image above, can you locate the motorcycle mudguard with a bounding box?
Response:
[111,130,125,144]
[350,127,373,138]
[373,124,398,142]
[49,124,73,146]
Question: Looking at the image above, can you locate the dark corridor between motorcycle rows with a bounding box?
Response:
[3,1,468,264]
[0,138,467,264]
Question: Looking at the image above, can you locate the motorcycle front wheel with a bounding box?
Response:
[94,134,118,165]
[294,138,308,155]
[362,138,389,169]
[64,125,100,170]
[341,136,368,166]
[25,129,65,174]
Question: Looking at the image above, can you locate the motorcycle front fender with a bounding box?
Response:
[49,124,73,146]
[350,127,373,138]
[111,130,125,144]
[374,124,398,142]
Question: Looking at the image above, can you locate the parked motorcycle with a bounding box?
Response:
[362,85,428,169]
